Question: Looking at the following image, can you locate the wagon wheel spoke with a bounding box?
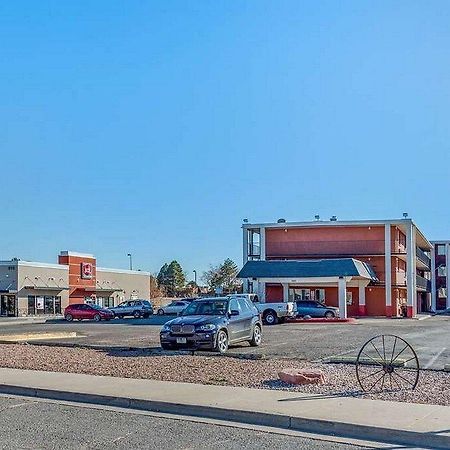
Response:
[361,351,384,367]
[370,340,386,364]
[366,372,386,392]
[389,336,398,364]
[391,345,408,364]
[392,370,416,388]
[359,368,384,382]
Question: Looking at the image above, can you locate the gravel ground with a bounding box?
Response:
[0,343,448,406]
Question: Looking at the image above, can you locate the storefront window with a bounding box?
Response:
[44,296,54,314]
[28,296,36,315]
[104,297,114,308]
[55,296,61,314]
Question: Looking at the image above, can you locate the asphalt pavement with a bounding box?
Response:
[0,315,449,370]
[0,395,373,450]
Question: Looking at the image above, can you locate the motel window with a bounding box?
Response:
[438,266,447,277]
[289,288,311,301]
[346,292,353,305]
[313,289,325,302]
[438,245,446,256]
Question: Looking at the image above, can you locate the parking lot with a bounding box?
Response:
[1,315,449,370]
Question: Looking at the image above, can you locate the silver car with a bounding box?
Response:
[109,300,153,319]
[157,300,189,316]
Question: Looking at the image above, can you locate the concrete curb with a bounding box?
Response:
[0,384,448,449]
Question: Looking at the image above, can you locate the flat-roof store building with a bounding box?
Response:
[0,251,151,317]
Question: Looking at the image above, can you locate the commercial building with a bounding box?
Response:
[0,251,151,317]
[239,219,433,318]
[431,241,450,311]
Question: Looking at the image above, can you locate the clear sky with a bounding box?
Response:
[1,1,450,278]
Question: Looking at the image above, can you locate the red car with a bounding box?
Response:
[64,304,114,322]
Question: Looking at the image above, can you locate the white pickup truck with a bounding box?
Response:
[227,294,297,325]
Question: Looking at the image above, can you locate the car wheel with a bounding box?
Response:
[93,314,101,322]
[157,309,165,315]
[249,324,262,347]
[77,318,83,322]
[143,313,150,319]
[325,311,335,319]
[65,314,73,322]
[263,310,278,325]
[215,330,229,354]
[133,310,141,319]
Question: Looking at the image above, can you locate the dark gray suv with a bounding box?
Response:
[160,297,262,353]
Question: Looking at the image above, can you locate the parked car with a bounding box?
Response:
[160,297,262,353]
[157,300,190,316]
[295,301,339,318]
[64,304,114,322]
[434,308,450,316]
[108,300,153,318]
[228,294,296,325]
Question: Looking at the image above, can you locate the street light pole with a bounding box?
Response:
[127,253,133,271]
[193,270,197,285]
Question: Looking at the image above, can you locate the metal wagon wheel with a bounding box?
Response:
[356,335,419,392]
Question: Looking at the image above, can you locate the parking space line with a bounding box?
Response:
[423,347,446,370]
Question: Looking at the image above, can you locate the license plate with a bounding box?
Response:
[176,337,187,344]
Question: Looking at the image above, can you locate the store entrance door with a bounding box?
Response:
[0,295,17,317]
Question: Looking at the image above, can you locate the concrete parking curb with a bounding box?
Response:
[0,382,448,449]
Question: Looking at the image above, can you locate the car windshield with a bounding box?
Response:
[91,304,102,310]
[181,300,228,316]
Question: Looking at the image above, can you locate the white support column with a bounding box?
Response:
[243,228,249,265]
[406,222,417,317]
[358,280,366,316]
[338,277,347,319]
[260,282,266,302]
[260,227,266,260]
[385,224,392,316]
[446,243,450,309]
[431,245,436,312]
[253,280,260,298]
[282,283,289,303]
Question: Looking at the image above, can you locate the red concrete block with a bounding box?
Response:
[278,369,325,385]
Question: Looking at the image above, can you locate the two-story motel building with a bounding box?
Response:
[239,219,433,318]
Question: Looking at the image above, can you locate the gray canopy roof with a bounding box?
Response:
[238,258,377,280]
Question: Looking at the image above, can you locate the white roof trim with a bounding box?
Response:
[96,267,151,276]
[243,219,414,229]
[59,251,95,258]
[0,261,69,270]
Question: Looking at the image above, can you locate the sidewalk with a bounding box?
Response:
[0,368,449,448]
[0,316,63,326]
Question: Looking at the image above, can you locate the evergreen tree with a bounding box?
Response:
[165,260,186,296]
[219,258,239,291]
[157,263,169,291]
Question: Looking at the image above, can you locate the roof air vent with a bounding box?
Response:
[277,218,286,223]
[330,216,337,221]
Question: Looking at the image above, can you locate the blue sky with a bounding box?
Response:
[1,1,450,277]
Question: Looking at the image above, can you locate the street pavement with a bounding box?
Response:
[0,315,448,369]
[0,395,372,450]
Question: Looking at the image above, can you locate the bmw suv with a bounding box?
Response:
[160,297,262,353]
